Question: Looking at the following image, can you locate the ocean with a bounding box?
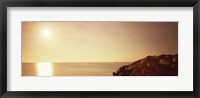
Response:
[22,62,131,76]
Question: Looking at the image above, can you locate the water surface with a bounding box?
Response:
[22,62,130,76]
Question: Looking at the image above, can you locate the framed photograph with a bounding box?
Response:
[0,0,199,98]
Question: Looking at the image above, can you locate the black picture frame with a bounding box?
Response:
[0,0,199,98]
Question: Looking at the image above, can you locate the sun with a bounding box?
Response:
[42,29,51,38]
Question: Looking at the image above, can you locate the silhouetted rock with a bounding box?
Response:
[113,54,178,76]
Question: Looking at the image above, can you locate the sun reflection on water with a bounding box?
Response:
[37,62,53,76]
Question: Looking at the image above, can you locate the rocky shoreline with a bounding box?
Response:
[113,54,178,76]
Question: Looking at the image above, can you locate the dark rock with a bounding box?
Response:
[113,54,178,76]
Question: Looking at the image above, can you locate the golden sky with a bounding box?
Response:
[22,22,178,62]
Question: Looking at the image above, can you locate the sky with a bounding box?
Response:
[22,22,178,62]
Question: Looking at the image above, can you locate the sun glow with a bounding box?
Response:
[37,62,53,76]
[42,29,51,38]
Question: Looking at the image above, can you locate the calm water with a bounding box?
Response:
[22,62,130,76]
